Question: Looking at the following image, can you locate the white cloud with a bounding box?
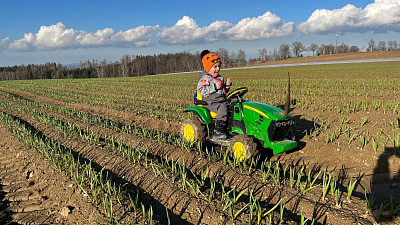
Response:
[111,26,158,47]
[297,0,400,34]
[156,16,232,44]
[157,12,294,44]
[226,12,294,40]
[0,37,10,51]
[8,22,159,51]
[8,33,35,51]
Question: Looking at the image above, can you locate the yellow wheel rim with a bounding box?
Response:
[183,124,195,142]
[233,142,246,161]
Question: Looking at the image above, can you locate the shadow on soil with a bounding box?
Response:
[370,147,400,222]
[0,183,16,224]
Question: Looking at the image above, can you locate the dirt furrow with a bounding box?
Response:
[0,106,233,225]
[0,123,102,225]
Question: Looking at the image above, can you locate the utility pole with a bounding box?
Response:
[335,33,339,54]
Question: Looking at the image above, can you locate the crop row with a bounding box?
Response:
[4,80,399,118]
[0,91,382,223]
[0,97,279,223]
[1,86,398,162]
[300,113,400,153]
[0,110,158,224]
[2,62,400,122]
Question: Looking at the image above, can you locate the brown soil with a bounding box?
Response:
[250,51,400,67]
[1,58,400,224]
[0,85,381,225]
[0,123,102,224]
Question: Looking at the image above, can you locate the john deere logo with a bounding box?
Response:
[276,120,294,127]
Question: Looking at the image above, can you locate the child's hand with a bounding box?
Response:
[215,81,221,89]
[226,78,231,86]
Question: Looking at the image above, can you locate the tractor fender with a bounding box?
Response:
[183,106,212,125]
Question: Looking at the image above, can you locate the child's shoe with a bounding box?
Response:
[213,120,227,139]
[213,130,227,139]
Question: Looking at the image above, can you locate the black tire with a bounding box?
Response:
[180,116,206,143]
[229,135,258,162]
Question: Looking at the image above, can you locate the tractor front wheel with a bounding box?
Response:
[229,135,258,162]
[180,116,206,143]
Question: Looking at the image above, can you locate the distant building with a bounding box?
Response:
[360,46,368,53]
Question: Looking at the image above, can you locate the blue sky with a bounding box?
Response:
[1,0,399,66]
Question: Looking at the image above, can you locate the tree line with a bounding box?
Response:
[0,39,398,81]
[0,50,247,81]
[256,39,399,61]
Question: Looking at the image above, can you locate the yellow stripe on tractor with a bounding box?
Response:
[243,105,269,119]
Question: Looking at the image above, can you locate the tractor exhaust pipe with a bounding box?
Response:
[284,72,290,118]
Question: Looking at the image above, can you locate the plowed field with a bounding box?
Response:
[1,60,400,224]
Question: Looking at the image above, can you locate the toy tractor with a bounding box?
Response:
[180,75,297,161]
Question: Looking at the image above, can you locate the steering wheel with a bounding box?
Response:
[227,87,248,101]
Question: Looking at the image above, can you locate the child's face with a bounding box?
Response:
[208,62,221,77]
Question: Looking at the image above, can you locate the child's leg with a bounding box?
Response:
[213,103,228,139]
[215,103,228,121]
[206,102,228,139]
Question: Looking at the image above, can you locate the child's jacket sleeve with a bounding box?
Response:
[225,82,231,92]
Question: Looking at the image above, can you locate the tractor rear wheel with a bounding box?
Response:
[229,135,258,162]
[180,116,206,143]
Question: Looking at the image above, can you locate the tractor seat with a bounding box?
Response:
[194,92,217,119]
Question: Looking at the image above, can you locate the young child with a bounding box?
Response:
[197,50,232,139]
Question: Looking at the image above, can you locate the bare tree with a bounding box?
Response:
[318,44,335,55]
[217,48,229,65]
[230,51,237,64]
[80,59,92,69]
[337,43,349,53]
[272,48,279,61]
[308,44,319,56]
[100,59,107,77]
[258,48,267,61]
[278,44,291,59]
[92,59,102,78]
[93,59,108,78]
[292,41,305,57]
[349,46,360,52]
[388,41,398,51]
[120,55,131,77]
[377,41,387,51]
[237,49,246,64]
[368,39,375,52]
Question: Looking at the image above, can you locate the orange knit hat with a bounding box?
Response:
[202,53,221,73]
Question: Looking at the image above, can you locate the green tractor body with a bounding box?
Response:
[184,99,296,155]
[231,101,296,155]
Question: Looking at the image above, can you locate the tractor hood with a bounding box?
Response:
[242,101,291,121]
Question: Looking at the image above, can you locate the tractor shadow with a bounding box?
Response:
[286,114,319,151]
[277,100,319,146]
[370,147,400,223]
